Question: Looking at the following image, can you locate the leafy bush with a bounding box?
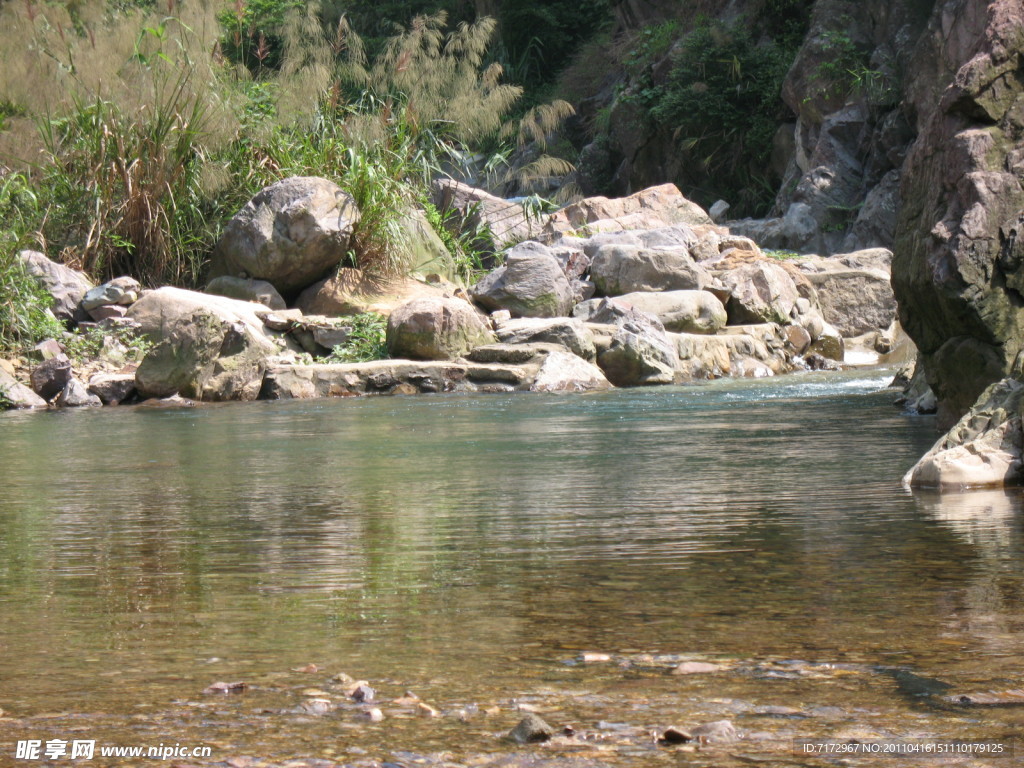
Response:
[322,312,387,363]
[641,19,799,215]
[0,241,63,356]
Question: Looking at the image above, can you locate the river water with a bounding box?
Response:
[1,370,1022,767]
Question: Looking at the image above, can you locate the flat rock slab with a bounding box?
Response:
[261,360,532,399]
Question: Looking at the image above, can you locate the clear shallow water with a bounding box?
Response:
[0,370,1022,766]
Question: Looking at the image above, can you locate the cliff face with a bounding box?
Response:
[579,0,1024,427]
[892,0,1024,427]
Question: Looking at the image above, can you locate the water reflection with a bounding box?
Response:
[0,373,1022,764]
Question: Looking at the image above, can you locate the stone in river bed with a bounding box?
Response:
[581,652,612,663]
[350,683,375,703]
[508,713,555,743]
[301,698,334,715]
[660,726,693,744]
[365,707,384,722]
[203,681,247,694]
[947,689,1024,707]
[671,661,722,675]
[690,719,738,743]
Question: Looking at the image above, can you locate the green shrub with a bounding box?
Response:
[322,312,388,363]
[642,19,798,216]
[0,241,63,356]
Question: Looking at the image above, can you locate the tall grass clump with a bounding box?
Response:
[0,173,62,354]
[0,1,239,286]
[0,0,575,308]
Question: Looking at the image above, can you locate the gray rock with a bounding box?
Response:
[531,349,612,392]
[708,200,731,222]
[0,368,47,409]
[580,231,642,258]
[206,276,287,310]
[496,317,596,361]
[30,354,73,401]
[55,378,102,408]
[636,225,701,251]
[135,310,276,402]
[261,360,527,399]
[470,243,574,318]
[387,297,496,360]
[590,244,711,296]
[545,183,712,237]
[611,290,727,334]
[508,714,554,744]
[722,262,800,325]
[904,378,1024,490]
[31,339,64,361]
[310,324,351,350]
[597,313,678,386]
[18,250,94,323]
[128,287,285,350]
[87,373,137,405]
[796,251,896,336]
[88,305,129,322]
[690,720,738,744]
[548,243,591,281]
[210,176,359,295]
[82,276,142,312]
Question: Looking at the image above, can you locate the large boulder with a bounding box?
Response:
[296,268,452,318]
[597,312,678,386]
[386,297,496,360]
[0,368,47,409]
[30,354,72,402]
[209,176,359,295]
[795,250,896,337]
[721,262,800,325]
[546,184,712,237]
[590,245,711,296]
[531,349,612,392]
[495,317,596,361]
[205,276,286,310]
[18,250,94,323]
[904,378,1024,490]
[127,287,283,348]
[470,242,574,318]
[674,331,786,380]
[135,309,276,401]
[608,290,727,334]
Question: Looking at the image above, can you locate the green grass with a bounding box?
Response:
[0,241,63,357]
[321,312,388,363]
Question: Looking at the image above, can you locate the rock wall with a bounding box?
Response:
[892,0,1024,428]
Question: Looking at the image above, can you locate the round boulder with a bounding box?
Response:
[590,245,711,296]
[470,242,574,318]
[613,290,727,334]
[721,261,800,325]
[209,176,359,296]
[387,297,496,361]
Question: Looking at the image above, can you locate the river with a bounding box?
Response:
[1,370,1022,766]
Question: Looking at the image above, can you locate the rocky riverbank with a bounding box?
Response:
[0,179,909,415]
